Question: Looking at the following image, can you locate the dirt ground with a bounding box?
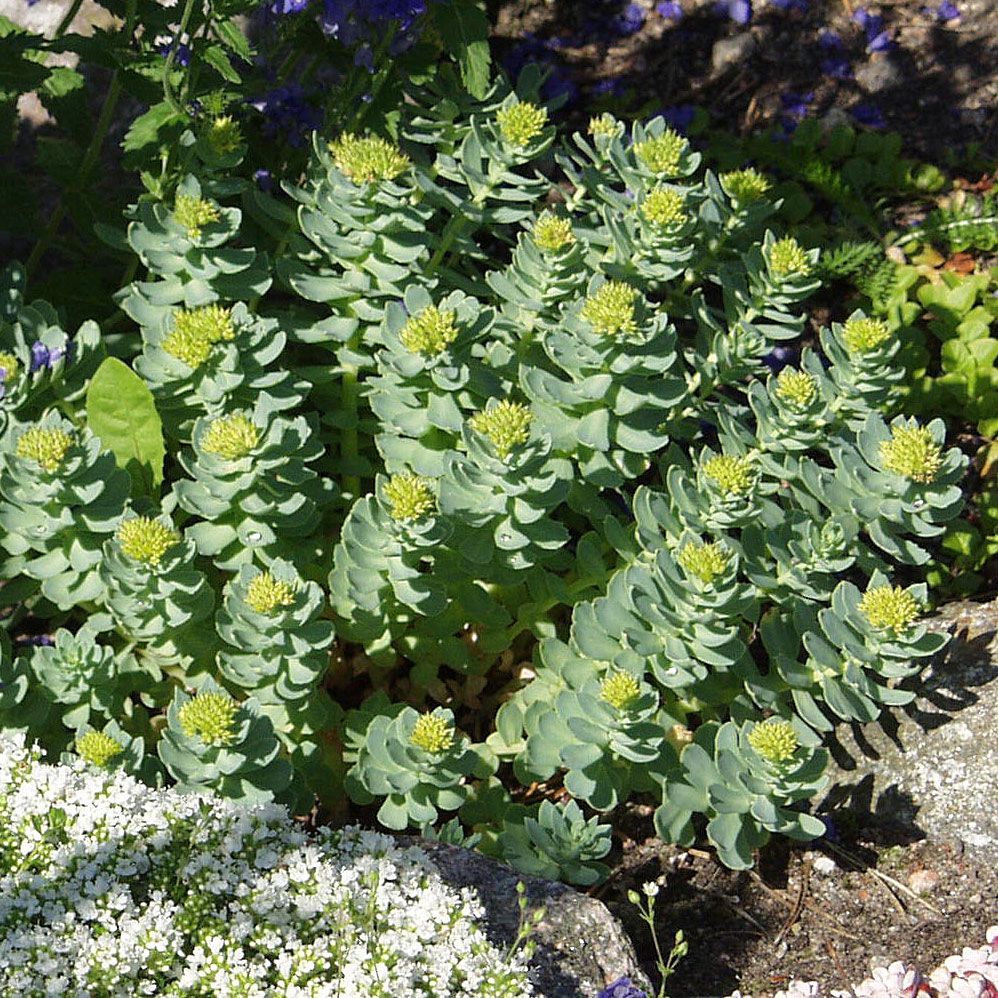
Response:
[592,803,998,996]
[490,0,998,159]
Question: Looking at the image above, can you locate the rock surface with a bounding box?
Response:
[408,838,652,998]
[821,598,998,850]
[710,32,759,75]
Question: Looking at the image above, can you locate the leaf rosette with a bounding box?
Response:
[346,705,495,830]
[173,393,332,569]
[0,414,129,608]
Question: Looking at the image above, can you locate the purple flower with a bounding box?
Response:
[865,28,893,51]
[609,2,647,35]
[660,103,697,132]
[30,341,50,373]
[593,77,626,96]
[851,6,876,28]
[157,37,191,67]
[657,1,684,20]
[762,343,799,372]
[852,102,886,127]
[769,0,807,12]
[818,28,844,49]
[253,169,274,192]
[936,0,959,18]
[821,55,853,78]
[269,0,311,12]
[321,0,428,49]
[248,83,323,147]
[16,635,55,647]
[715,0,752,22]
[597,978,648,998]
[781,90,813,121]
[853,9,894,51]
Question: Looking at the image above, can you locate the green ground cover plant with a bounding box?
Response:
[0,0,985,892]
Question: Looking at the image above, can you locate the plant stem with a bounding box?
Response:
[26,0,138,283]
[162,0,199,116]
[341,362,360,499]
[26,72,122,281]
[54,0,85,39]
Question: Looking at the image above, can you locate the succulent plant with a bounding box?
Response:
[157,677,296,804]
[345,705,495,830]
[0,414,129,609]
[499,798,613,886]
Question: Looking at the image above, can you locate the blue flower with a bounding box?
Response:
[935,0,959,19]
[821,55,853,79]
[656,1,684,20]
[852,102,886,128]
[597,978,648,998]
[253,169,274,192]
[610,3,647,35]
[269,0,311,12]
[818,28,844,49]
[593,77,626,96]
[320,0,428,49]
[30,341,49,373]
[714,0,753,22]
[660,103,697,132]
[781,90,813,122]
[769,0,808,12]
[762,343,799,373]
[157,37,192,67]
[852,8,894,52]
[248,83,323,147]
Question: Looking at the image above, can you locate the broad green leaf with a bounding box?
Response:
[85,357,165,494]
[431,0,491,99]
[122,101,185,156]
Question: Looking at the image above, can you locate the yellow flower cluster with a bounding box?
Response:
[469,401,533,459]
[329,133,411,184]
[116,517,181,566]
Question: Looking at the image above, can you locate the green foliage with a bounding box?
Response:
[499,798,613,886]
[346,705,495,829]
[0,28,972,882]
[86,358,166,492]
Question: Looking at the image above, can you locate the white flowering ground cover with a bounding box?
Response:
[0,733,532,997]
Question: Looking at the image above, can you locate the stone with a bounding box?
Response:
[820,107,854,134]
[908,868,940,894]
[711,32,758,75]
[406,838,652,998]
[854,55,905,94]
[821,598,998,851]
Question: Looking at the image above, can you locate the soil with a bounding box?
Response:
[490,0,998,159]
[591,803,998,996]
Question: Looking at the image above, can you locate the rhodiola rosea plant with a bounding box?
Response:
[0,25,968,879]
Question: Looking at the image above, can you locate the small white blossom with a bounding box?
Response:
[0,734,532,997]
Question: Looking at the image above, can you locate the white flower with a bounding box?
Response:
[642,881,660,897]
[0,734,533,997]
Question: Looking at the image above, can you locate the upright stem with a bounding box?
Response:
[54,0,85,39]
[340,363,360,499]
[162,0,199,116]
[26,0,138,283]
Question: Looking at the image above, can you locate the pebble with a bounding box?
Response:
[711,32,758,74]
[854,56,905,94]
[812,855,838,876]
[908,868,941,894]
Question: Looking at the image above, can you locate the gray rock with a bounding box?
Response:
[821,598,998,851]
[820,107,854,133]
[407,838,651,997]
[854,55,904,94]
[711,32,758,75]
